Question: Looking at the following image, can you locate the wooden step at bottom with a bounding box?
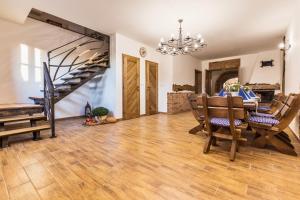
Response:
[0,124,50,137]
[0,115,46,124]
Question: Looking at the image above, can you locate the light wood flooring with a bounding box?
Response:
[1,112,300,200]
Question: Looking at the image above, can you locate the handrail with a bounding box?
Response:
[43,62,56,138]
[48,35,86,53]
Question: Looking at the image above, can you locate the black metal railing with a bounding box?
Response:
[47,35,109,83]
[43,62,56,137]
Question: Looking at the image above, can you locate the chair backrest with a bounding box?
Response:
[272,94,294,118]
[276,93,300,130]
[188,94,204,123]
[202,93,245,134]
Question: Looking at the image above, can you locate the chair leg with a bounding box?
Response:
[268,136,297,156]
[230,140,238,161]
[253,133,267,148]
[236,141,240,152]
[212,137,217,146]
[189,124,203,134]
[203,136,214,154]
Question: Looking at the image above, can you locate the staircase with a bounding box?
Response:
[29,35,110,137]
[30,35,110,105]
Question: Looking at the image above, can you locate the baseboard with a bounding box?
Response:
[55,115,85,121]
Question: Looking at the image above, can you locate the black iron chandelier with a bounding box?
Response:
[157,19,207,56]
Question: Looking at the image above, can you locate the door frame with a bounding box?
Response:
[122,54,140,120]
[145,60,158,115]
[195,69,202,94]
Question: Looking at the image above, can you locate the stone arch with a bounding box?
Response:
[215,71,239,92]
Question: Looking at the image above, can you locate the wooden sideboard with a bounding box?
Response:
[167,92,193,114]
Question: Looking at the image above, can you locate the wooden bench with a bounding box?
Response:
[0,125,50,147]
[0,115,49,148]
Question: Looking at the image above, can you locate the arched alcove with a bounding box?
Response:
[215,71,239,93]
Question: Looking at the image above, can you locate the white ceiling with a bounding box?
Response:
[0,0,297,59]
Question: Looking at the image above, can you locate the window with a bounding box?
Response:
[20,44,29,81]
[34,48,42,82]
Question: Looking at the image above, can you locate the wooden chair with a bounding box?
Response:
[252,94,291,119]
[188,94,205,134]
[257,93,286,113]
[249,93,300,156]
[202,94,248,161]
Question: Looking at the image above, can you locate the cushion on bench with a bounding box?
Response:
[210,117,242,127]
[248,116,279,125]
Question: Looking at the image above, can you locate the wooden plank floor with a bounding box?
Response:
[1,112,300,200]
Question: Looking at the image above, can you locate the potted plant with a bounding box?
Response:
[229,83,240,96]
[92,107,109,122]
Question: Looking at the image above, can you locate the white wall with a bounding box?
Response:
[173,55,201,85]
[285,3,300,138]
[114,33,174,118]
[201,49,282,92]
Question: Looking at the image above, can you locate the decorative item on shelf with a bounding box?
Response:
[157,19,207,56]
[139,47,147,58]
[260,60,274,68]
[85,102,92,117]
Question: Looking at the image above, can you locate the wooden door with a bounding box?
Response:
[195,70,202,94]
[146,61,158,115]
[123,54,140,120]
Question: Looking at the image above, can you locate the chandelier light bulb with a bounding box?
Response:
[158,43,162,47]
[197,34,202,39]
[194,43,199,49]
[200,38,205,43]
[160,37,165,43]
[173,47,176,52]
[163,46,167,51]
[278,42,285,50]
[184,46,188,52]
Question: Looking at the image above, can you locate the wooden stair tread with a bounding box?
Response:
[0,115,46,123]
[70,70,97,75]
[0,125,50,137]
[54,82,78,87]
[78,64,108,70]
[61,76,85,81]
[0,104,42,111]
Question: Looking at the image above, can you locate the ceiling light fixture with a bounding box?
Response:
[157,19,207,56]
[278,41,291,51]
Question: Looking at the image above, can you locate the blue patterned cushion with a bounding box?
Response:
[210,118,242,127]
[249,116,279,125]
[251,112,274,118]
[257,106,271,111]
